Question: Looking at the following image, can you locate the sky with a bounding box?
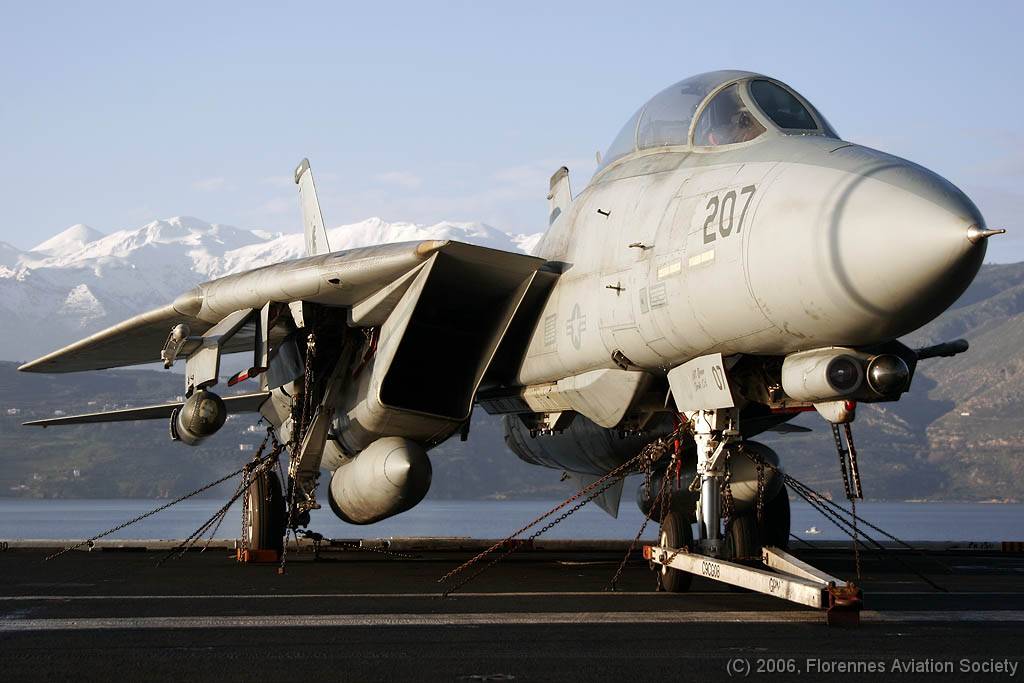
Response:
[1,1,1022,260]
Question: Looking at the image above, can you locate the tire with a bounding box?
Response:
[725,514,761,562]
[658,511,694,593]
[762,487,791,550]
[246,469,285,553]
[725,487,791,561]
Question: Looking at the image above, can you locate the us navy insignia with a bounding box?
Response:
[566,304,587,350]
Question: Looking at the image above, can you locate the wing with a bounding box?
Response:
[18,302,195,373]
[19,240,545,375]
[23,392,270,426]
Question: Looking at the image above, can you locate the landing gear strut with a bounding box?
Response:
[689,407,740,557]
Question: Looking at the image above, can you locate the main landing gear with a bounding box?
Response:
[241,469,287,560]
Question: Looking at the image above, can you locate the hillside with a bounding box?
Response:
[759,261,1024,502]
[0,361,563,501]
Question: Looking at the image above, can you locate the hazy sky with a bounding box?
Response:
[2,1,1022,260]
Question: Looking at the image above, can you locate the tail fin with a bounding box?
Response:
[547,166,572,226]
[294,158,332,256]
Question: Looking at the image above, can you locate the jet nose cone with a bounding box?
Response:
[825,153,987,334]
[747,145,991,344]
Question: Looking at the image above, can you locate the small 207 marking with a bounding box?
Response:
[702,185,756,244]
[0,541,9,552]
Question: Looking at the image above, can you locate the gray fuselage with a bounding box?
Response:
[516,135,986,386]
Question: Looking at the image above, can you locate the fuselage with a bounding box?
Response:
[515,127,986,387]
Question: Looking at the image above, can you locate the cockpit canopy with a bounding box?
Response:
[597,70,837,173]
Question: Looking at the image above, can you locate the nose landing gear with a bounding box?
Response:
[647,402,859,624]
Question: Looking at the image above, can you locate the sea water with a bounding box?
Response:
[0,498,1021,542]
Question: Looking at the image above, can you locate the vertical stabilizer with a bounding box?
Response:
[547,166,572,227]
[294,158,332,256]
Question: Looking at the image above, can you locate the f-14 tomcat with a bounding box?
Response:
[22,71,1002,586]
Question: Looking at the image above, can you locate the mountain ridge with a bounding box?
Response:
[0,216,542,362]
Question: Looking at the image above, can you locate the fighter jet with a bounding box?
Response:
[20,71,1002,584]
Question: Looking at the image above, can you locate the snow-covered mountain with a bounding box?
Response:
[0,216,543,362]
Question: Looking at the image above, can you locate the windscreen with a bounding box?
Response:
[749,80,818,130]
[692,84,765,146]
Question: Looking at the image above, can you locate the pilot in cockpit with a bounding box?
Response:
[709,109,761,146]
[697,84,766,147]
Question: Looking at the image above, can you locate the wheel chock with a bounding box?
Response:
[236,548,281,564]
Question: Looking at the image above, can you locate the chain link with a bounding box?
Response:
[44,456,266,562]
[438,434,676,595]
[606,449,673,592]
[830,423,864,577]
[844,423,863,499]
[655,464,694,589]
[280,329,318,575]
[739,444,948,591]
[240,428,276,554]
[442,473,628,597]
[722,470,735,523]
[162,437,283,565]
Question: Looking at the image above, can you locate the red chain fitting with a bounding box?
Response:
[826,583,863,627]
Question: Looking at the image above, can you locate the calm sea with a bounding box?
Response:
[0,499,1021,542]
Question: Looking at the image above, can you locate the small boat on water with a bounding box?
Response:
[804,526,822,535]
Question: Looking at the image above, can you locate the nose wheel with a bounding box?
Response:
[726,487,792,562]
[657,511,694,592]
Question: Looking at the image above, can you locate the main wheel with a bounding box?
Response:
[245,469,286,553]
[658,511,694,593]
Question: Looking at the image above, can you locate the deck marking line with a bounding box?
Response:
[1,591,1022,601]
[3,610,1024,631]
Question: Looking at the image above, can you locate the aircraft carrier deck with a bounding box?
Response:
[1,539,1022,681]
